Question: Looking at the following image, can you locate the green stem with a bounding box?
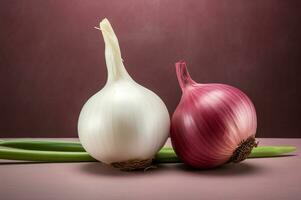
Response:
[0,141,296,163]
[0,139,84,152]
[248,146,296,158]
[0,147,175,163]
[0,148,96,162]
[155,148,180,163]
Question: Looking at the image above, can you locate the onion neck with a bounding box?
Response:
[175,61,196,91]
[98,18,132,84]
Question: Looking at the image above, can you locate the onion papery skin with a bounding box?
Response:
[170,61,257,169]
[77,19,170,170]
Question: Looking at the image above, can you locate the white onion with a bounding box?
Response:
[78,18,170,170]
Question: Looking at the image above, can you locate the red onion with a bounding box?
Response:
[170,61,257,168]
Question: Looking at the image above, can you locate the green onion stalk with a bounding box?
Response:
[0,139,296,163]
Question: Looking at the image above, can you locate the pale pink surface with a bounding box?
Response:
[0,138,300,200]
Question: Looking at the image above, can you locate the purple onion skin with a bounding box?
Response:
[170,61,257,168]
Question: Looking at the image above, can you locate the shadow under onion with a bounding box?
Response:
[79,161,266,177]
[79,162,164,177]
[173,162,265,176]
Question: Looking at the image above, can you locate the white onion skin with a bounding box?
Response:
[78,18,170,165]
[170,62,257,168]
[78,79,170,164]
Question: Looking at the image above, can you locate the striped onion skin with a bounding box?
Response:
[170,61,257,169]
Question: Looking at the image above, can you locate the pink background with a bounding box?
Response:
[0,0,300,137]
